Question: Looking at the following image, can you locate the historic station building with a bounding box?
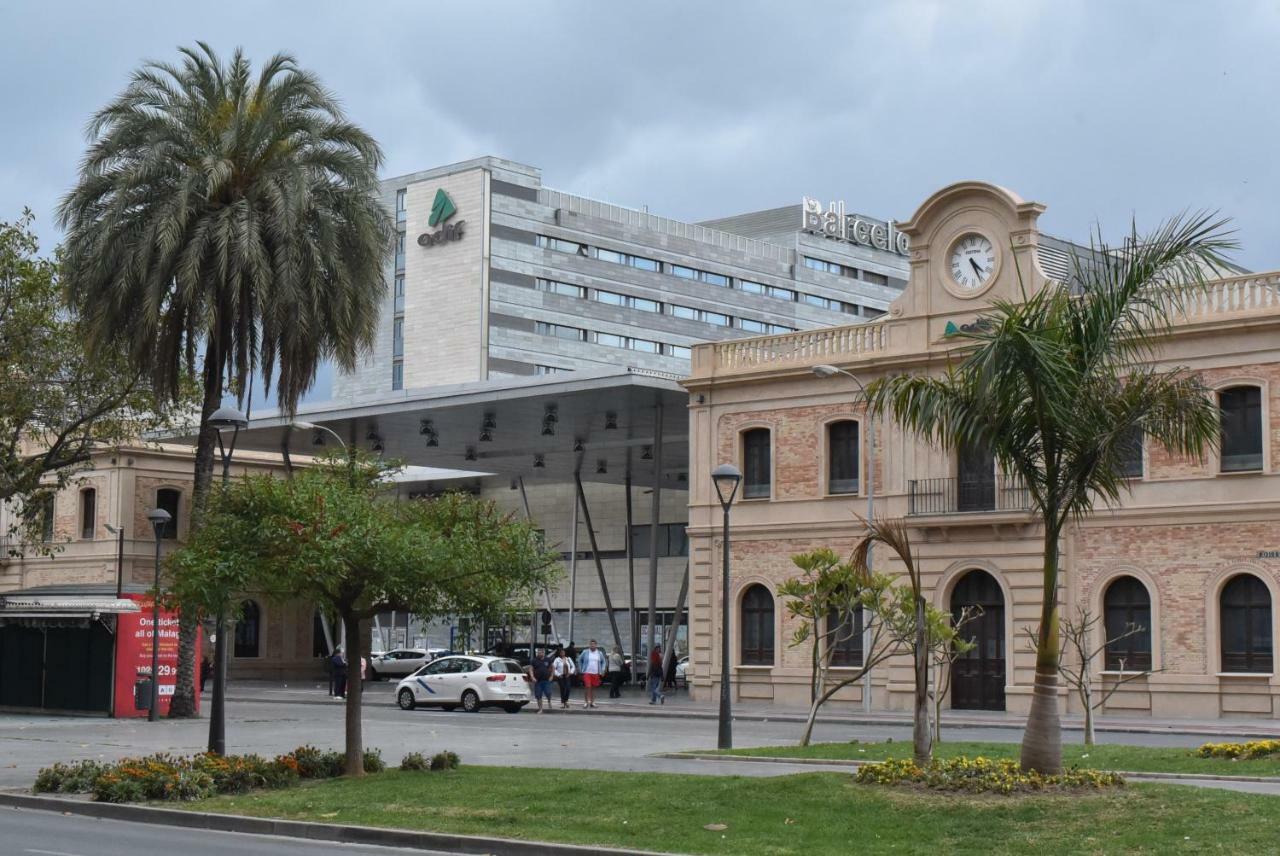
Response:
[683,181,1280,720]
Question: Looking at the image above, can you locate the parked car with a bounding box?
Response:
[396,655,531,713]
[675,655,689,687]
[368,648,430,680]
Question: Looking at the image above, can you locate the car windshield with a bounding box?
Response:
[488,659,524,674]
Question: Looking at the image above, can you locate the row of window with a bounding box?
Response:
[535,235,886,318]
[537,278,795,334]
[741,422,860,499]
[737,572,1274,674]
[34,487,181,543]
[533,321,693,360]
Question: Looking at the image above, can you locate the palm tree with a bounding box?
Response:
[59,43,391,717]
[864,214,1233,773]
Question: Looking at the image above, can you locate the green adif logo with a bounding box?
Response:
[418,188,465,248]
[428,188,457,227]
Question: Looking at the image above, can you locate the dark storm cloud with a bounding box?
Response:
[2,0,1276,266]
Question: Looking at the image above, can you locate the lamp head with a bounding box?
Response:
[146,508,172,536]
[293,420,319,431]
[812,364,840,378]
[207,406,249,432]
[711,463,743,509]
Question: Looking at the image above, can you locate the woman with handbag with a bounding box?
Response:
[552,646,576,710]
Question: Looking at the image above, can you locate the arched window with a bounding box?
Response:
[155,489,181,540]
[1103,576,1152,671]
[827,421,860,495]
[827,605,863,667]
[234,600,261,659]
[80,489,96,540]
[740,585,775,665]
[1219,386,1263,473]
[1221,575,1272,673]
[742,428,772,499]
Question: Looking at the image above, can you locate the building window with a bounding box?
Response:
[739,319,795,335]
[1118,426,1144,479]
[536,278,586,299]
[392,318,404,358]
[741,585,775,666]
[1103,576,1151,671]
[595,247,659,271]
[156,488,181,540]
[391,360,403,391]
[667,344,692,360]
[1219,386,1263,472]
[395,188,406,223]
[37,494,54,542]
[629,523,688,559]
[395,233,405,270]
[740,280,797,302]
[669,304,730,327]
[234,600,261,658]
[669,264,729,285]
[593,332,660,353]
[79,488,96,540]
[536,235,590,256]
[827,421,860,495]
[592,290,661,313]
[803,256,857,278]
[1221,574,1272,673]
[535,321,587,342]
[742,428,772,499]
[863,271,889,286]
[394,275,405,313]
[827,605,863,667]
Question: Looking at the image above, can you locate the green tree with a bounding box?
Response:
[0,211,180,535]
[864,215,1232,772]
[58,43,391,716]
[168,455,560,775]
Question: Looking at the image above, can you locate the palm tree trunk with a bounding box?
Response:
[1020,526,1063,773]
[912,594,932,763]
[168,356,222,718]
[342,609,365,777]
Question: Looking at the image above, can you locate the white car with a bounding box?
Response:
[368,648,430,680]
[676,655,689,684]
[396,655,530,713]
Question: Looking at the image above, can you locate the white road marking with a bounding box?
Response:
[26,849,83,856]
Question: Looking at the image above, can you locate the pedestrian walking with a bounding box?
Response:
[330,647,348,699]
[647,644,665,705]
[607,645,625,699]
[577,639,607,708]
[528,648,555,712]
[552,645,576,709]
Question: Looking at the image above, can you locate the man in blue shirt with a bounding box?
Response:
[527,650,555,713]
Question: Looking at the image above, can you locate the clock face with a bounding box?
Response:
[949,233,996,290]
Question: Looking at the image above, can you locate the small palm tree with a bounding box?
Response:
[865,214,1233,773]
[59,43,391,717]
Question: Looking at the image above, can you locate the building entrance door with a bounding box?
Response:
[950,570,1005,711]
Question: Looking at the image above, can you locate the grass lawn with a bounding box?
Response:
[712,740,1280,777]
[190,766,1280,855]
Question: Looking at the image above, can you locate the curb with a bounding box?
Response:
[0,791,679,856]
[225,694,1280,739]
[656,752,1280,785]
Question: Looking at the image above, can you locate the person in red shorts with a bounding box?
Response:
[576,639,607,709]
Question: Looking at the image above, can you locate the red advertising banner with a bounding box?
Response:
[113,595,200,718]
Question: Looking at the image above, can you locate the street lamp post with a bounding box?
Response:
[813,365,875,712]
[105,523,125,599]
[206,406,248,755]
[711,463,742,750]
[145,507,172,722]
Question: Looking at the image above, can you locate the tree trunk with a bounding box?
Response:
[1020,526,1063,773]
[912,594,932,763]
[799,662,828,747]
[168,354,223,719]
[1083,683,1095,746]
[342,610,365,777]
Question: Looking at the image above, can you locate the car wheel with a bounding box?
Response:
[397,689,416,711]
[461,690,481,713]
[503,703,525,714]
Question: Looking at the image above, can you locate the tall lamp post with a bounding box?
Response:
[145,507,172,722]
[206,405,248,755]
[813,364,875,712]
[711,463,741,750]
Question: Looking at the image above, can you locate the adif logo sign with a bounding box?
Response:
[418,188,465,248]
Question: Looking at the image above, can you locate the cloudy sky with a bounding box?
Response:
[2,1,1276,400]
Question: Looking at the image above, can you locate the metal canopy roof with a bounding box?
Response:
[228,367,691,491]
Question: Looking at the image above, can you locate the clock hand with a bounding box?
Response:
[969,258,983,277]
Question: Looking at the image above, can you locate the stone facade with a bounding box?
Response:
[684,180,1280,721]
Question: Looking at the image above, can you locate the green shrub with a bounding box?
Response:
[855,756,1125,795]
[287,745,344,779]
[32,759,106,794]
[1197,740,1280,760]
[400,751,429,771]
[362,748,386,774]
[430,751,461,771]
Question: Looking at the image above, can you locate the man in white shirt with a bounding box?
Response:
[577,639,608,709]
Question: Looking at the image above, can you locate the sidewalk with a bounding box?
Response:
[226,680,1280,739]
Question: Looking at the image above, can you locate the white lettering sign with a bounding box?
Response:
[802,198,910,256]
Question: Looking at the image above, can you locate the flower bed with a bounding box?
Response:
[855,756,1125,795]
[1196,740,1280,761]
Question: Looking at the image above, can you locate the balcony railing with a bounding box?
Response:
[908,477,1032,516]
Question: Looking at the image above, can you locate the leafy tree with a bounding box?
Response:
[864,215,1232,772]
[778,549,899,747]
[0,211,182,537]
[168,455,560,775]
[59,44,391,716]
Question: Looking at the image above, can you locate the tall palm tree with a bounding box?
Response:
[59,43,391,717]
[864,214,1233,773]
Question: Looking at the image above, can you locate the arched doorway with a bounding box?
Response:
[950,569,1006,710]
